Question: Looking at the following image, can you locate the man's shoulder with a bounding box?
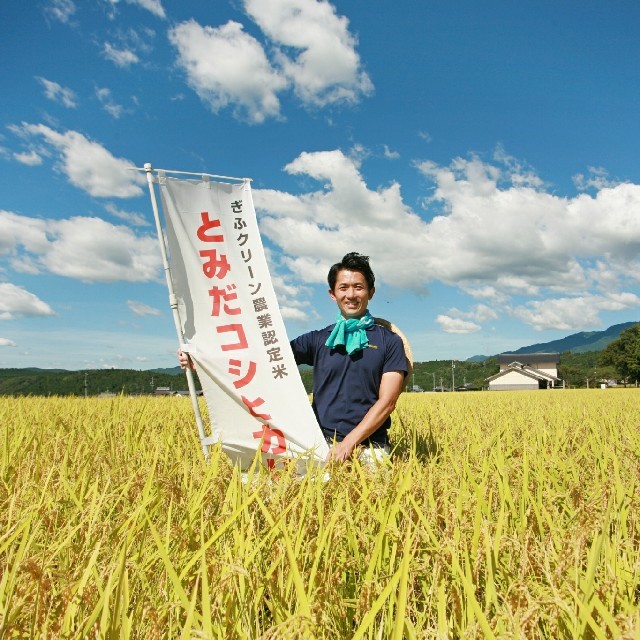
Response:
[292,324,334,348]
[371,322,396,334]
[371,321,410,371]
[370,322,403,343]
[297,324,334,339]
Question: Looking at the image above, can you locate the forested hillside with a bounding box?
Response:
[298,351,612,392]
[0,347,628,396]
[0,368,194,396]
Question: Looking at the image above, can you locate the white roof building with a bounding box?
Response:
[485,353,561,391]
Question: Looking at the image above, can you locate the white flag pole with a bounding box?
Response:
[143,163,209,459]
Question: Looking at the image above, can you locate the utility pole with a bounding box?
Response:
[451,360,456,392]
[432,372,435,391]
[84,372,88,399]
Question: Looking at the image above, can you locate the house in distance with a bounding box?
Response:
[485,353,561,391]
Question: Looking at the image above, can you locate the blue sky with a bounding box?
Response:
[1,0,639,370]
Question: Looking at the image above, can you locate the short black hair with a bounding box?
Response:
[327,252,375,291]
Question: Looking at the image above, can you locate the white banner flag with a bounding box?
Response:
[156,173,329,470]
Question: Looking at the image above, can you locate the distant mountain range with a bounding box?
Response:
[157,322,638,369]
[1,322,637,382]
[466,321,638,362]
[150,366,184,375]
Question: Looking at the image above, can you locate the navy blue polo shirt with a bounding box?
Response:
[291,323,408,445]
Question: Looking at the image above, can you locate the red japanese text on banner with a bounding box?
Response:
[157,174,329,469]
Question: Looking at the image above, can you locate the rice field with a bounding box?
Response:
[1,389,639,638]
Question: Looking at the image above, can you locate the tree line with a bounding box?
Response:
[0,368,195,397]
[1,324,637,396]
[598,322,640,385]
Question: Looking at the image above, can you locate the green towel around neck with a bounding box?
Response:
[325,311,375,354]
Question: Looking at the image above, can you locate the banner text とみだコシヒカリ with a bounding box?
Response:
[158,174,328,470]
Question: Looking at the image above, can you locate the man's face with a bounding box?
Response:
[328,269,375,319]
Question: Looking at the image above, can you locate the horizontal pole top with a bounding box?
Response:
[129,164,251,183]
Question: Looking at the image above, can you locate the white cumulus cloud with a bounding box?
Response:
[0,210,162,283]
[126,0,165,18]
[0,283,56,320]
[44,0,76,24]
[269,271,319,323]
[0,338,17,347]
[36,77,77,108]
[105,0,165,19]
[95,87,126,119]
[436,304,496,332]
[243,0,373,107]
[573,166,620,192]
[169,1,371,122]
[511,293,640,331]
[103,42,140,67]
[14,150,43,166]
[383,145,400,160]
[103,203,149,227]
[253,148,640,331]
[127,300,161,316]
[436,315,481,334]
[13,123,144,197]
[0,210,51,257]
[169,20,287,124]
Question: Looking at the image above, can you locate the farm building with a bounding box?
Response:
[485,353,561,391]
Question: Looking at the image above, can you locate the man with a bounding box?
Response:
[291,252,408,462]
[180,252,408,462]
